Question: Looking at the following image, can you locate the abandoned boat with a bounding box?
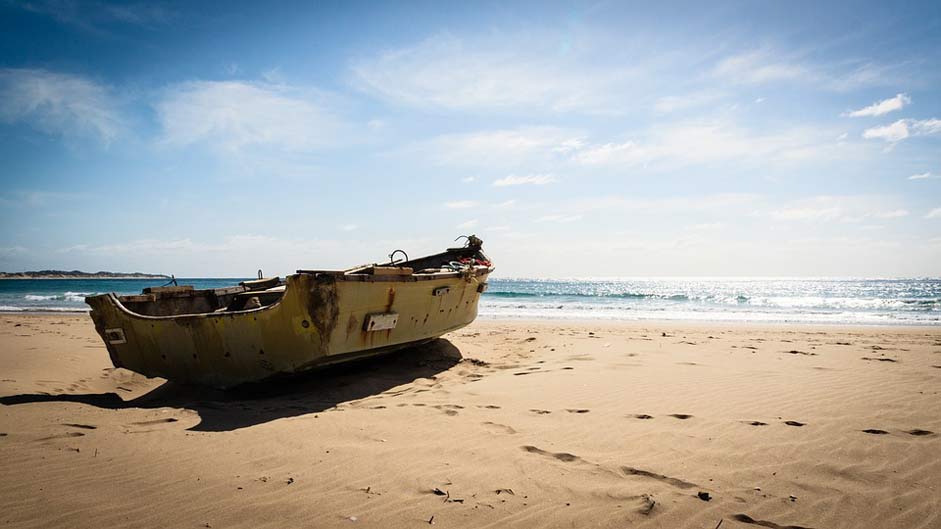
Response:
[85,236,492,388]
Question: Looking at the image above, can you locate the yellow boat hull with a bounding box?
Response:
[86,270,489,388]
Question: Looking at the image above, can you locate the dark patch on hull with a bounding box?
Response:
[308,275,340,354]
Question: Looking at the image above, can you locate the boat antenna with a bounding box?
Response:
[389,249,408,265]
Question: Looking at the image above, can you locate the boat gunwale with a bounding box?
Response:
[91,267,493,321]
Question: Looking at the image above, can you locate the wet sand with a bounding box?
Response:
[1,314,939,528]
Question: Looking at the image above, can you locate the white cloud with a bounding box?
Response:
[573,140,648,165]
[863,118,941,143]
[13,1,173,33]
[873,209,909,219]
[494,199,516,209]
[863,120,910,142]
[843,93,910,117]
[713,51,810,84]
[492,174,558,187]
[712,50,902,92]
[567,193,760,216]
[909,172,940,180]
[573,121,837,168]
[461,176,476,183]
[926,208,941,219]
[537,214,582,223]
[413,126,583,168]
[0,68,122,143]
[770,196,910,223]
[457,219,478,229]
[339,224,357,231]
[350,33,644,114]
[445,200,478,209]
[155,81,343,152]
[654,93,721,113]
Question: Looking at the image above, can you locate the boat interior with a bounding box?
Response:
[110,237,492,317]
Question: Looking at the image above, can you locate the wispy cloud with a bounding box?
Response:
[339,224,357,231]
[410,126,583,168]
[492,174,558,187]
[926,208,941,219]
[457,219,478,229]
[351,33,647,114]
[0,190,91,208]
[906,170,938,182]
[713,50,809,84]
[12,0,174,34]
[712,50,903,91]
[445,200,478,209]
[770,196,910,223]
[0,68,122,143]
[843,93,910,117]
[863,118,941,143]
[572,121,839,168]
[537,214,582,223]
[155,80,345,153]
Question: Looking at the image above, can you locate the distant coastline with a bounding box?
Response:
[0,270,170,280]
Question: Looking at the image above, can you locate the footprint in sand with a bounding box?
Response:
[744,421,768,426]
[565,409,590,414]
[668,414,693,420]
[731,513,814,529]
[63,423,97,430]
[131,418,179,426]
[520,445,580,462]
[529,409,551,415]
[630,414,654,419]
[622,466,698,489]
[861,357,898,363]
[477,404,501,409]
[482,422,517,434]
[862,429,889,435]
[37,432,85,441]
[906,429,934,436]
[784,421,806,427]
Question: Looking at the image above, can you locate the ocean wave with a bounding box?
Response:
[0,305,88,312]
[22,292,97,302]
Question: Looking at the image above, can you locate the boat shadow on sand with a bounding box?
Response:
[0,339,463,432]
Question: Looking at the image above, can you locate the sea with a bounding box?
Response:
[1,277,939,326]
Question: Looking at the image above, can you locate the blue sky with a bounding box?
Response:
[1,0,939,277]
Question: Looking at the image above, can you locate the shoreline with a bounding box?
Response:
[0,276,170,280]
[3,311,939,329]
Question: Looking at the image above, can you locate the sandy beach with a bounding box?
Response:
[1,314,939,529]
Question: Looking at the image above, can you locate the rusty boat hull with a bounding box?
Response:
[85,239,492,388]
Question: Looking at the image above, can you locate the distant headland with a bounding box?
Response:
[0,270,170,280]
